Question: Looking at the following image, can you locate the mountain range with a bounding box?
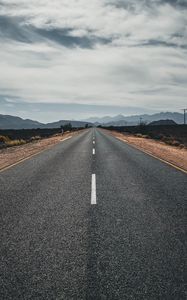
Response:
[0,114,91,129]
[0,112,184,129]
[83,112,184,126]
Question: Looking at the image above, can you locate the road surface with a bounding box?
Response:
[0,128,186,299]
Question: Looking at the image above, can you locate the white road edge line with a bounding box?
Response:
[91,174,97,205]
[93,148,95,155]
[60,136,72,142]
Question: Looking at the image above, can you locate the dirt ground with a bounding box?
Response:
[107,130,187,173]
[0,131,80,171]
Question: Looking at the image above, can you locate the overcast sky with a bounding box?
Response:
[0,0,187,122]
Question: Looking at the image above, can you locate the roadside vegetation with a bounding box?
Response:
[0,125,83,149]
[102,125,187,148]
[0,134,35,148]
[134,133,185,148]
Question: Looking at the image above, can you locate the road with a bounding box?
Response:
[0,128,186,299]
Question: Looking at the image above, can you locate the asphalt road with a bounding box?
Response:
[0,128,186,300]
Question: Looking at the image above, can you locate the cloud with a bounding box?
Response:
[0,15,32,43]
[0,94,158,122]
[1,0,186,48]
[0,14,111,48]
[0,0,187,119]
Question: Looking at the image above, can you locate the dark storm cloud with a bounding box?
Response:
[161,0,187,7]
[110,0,187,9]
[0,15,110,48]
[0,0,186,49]
[0,15,32,43]
[32,27,110,48]
[133,39,187,49]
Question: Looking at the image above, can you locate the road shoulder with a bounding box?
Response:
[105,129,187,173]
[0,131,80,171]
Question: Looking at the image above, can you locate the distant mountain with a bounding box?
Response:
[0,112,184,129]
[149,119,177,126]
[83,115,125,124]
[84,112,184,126]
[0,114,43,129]
[0,114,92,129]
[83,116,112,123]
[44,120,92,129]
[121,112,183,125]
[84,114,125,124]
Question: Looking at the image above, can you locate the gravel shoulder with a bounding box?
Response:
[106,129,187,172]
[0,131,80,171]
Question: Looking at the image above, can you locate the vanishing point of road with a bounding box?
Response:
[0,129,186,299]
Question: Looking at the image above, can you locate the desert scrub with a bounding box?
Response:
[0,136,26,147]
[0,135,10,143]
[142,134,150,139]
[153,133,165,140]
[0,135,41,148]
[135,133,143,138]
[171,140,181,147]
[0,135,10,148]
[30,135,41,141]
[161,136,183,148]
[6,139,26,147]
[135,133,150,139]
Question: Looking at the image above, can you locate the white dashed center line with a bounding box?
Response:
[93,140,95,144]
[93,148,95,155]
[91,174,97,205]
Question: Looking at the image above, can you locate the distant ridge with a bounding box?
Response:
[149,119,177,126]
[0,112,184,129]
[83,112,184,125]
[0,114,43,129]
[0,114,92,129]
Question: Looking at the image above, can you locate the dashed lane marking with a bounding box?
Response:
[91,174,97,205]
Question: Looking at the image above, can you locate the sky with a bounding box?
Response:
[0,0,187,122]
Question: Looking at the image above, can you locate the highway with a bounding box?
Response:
[0,128,186,299]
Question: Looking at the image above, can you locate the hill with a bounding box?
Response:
[149,119,177,126]
[44,120,92,129]
[0,114,43,129]
[83,112,184,126]
[0,114,92,129]
[0,112,184,129]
